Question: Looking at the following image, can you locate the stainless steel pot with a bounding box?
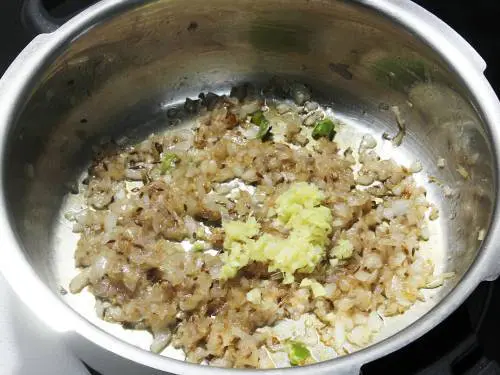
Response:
[2,0,500,374]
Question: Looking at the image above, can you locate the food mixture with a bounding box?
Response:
[66,81,448,368]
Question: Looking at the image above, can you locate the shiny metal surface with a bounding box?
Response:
[1,1,500,375]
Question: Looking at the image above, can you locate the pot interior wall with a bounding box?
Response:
[2,0,495,356]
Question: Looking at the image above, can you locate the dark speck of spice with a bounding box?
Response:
[184,97,201,113]
[122,322,136,329]
[187,21,198,32]
[378,102,390,111]
[329,63,353,80]
[68,183,79,195]
[67,79,75,86]
[80,118,88,124]
[154,142,163,154]
[146,267,163,283]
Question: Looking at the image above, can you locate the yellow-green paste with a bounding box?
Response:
[219,182,332,283]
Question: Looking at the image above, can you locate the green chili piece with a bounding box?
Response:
[161,152,179,174]
[287,341,311,366]
[252,110,272,140]
[312,118,336,141]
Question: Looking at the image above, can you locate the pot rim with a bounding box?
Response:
[1,0,499,374]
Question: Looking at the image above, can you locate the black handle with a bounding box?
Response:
[21,0,64,34]
[464,357,500,375]
[21,0,94,34]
